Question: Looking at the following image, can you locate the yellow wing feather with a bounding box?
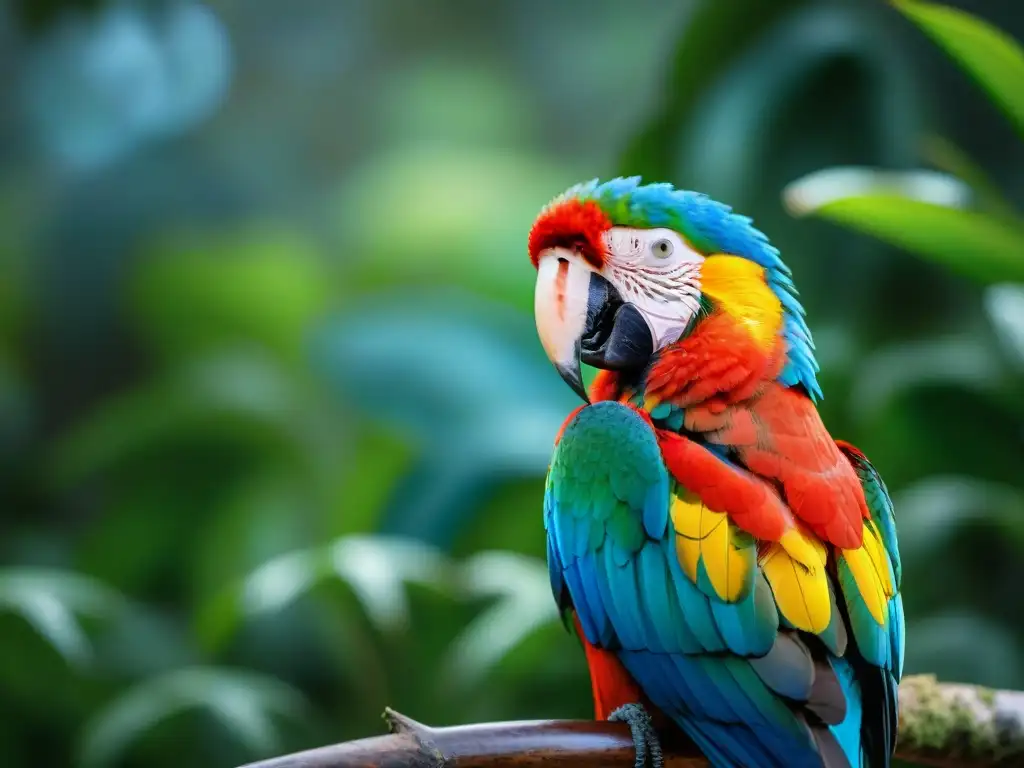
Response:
[840,522,891,625]
[671,488,754,603]
[760,526,832,633]
[861,518,896,598]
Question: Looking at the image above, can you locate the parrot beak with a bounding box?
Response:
[534,248,655,403]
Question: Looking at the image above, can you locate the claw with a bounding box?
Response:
[609,702,663,768]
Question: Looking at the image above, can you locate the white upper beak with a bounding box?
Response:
[533,247,595,401]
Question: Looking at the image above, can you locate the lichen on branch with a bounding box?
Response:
[897,674,1024,767]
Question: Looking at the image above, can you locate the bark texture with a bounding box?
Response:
[238,675,1024,768]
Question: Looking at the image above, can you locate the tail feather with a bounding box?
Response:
[810,722,855,768]
[827,656,868,768]
[806,650,847,726]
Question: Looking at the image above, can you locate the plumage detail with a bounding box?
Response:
[528,197,611,268]
[675,384,870,550]
[779,526,828,569]
[838,441,902,590]
[647,311,784,409]
[671,486,756,603]
[698,255,784,353]
[839,545,887,625]
[760,533,832,634]
[573,614,645,719]
[658,428,795,542]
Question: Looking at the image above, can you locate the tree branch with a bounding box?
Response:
[238,675,1024,768]
[896,675,1024,767]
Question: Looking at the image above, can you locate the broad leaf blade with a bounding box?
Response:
[199,535,452,649]
[0,568,126,667]
[893,0,1024,137]
[786,173,1024,283]
[921,135,1019,220]
[985,283,1024,368]
[79,667,307,768]
[441,552,558,688]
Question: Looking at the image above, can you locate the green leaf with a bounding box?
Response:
[78,667,307,768]
[921,135,1018,221]
[785,176,1024,283]
[199,535,452,648]
[984,283,1024,369]
[314,291,578,546]
[893,0,1024,137]
[441,552,557,688]
[0,568,126,667]
[327,145,580,313]
[676,6,921,207]
[189,471,320,611]
[785,166,970,214]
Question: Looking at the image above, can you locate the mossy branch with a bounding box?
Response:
[896,675,1024,766]
[237,675,1024,768]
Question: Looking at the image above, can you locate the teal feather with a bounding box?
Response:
[827,658,864,766]
[649,402,672,420]
[817,584,850,657]
[709,573,779,657]
[662,408,685,431]
[635,543,675,652]
[643,480,668,538]
[601,546,646,649]
[853,457,902,589]
[663,539,728,652]
[837,556,890,670]
[890,594,906,679]
[695,558,716,598]
[719,656,807,731]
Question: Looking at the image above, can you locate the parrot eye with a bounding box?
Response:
[651,239,673,259]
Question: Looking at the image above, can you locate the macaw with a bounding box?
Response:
[530,177,904,768]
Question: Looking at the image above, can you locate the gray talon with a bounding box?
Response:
[609,703,663,768]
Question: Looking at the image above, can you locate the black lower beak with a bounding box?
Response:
[555,346,589,403]
[550,273,655,405]
[580,274,654,371]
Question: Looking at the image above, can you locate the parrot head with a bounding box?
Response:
[529,177,820,403]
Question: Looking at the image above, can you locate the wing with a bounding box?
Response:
[639,319,867,552]
[545,401,859,768]
[680,385,869,550]
[836,441,905,766]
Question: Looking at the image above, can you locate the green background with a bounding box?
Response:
[2,1,1023,766]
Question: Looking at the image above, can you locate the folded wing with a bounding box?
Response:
[545,401,887,768]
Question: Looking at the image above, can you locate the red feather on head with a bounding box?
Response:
[528,198,611,268]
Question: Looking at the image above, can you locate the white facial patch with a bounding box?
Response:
[600,227,705,351]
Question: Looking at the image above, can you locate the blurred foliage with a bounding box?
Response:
[1,1,1024,767]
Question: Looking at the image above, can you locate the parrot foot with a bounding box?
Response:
[609,702,663,768]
